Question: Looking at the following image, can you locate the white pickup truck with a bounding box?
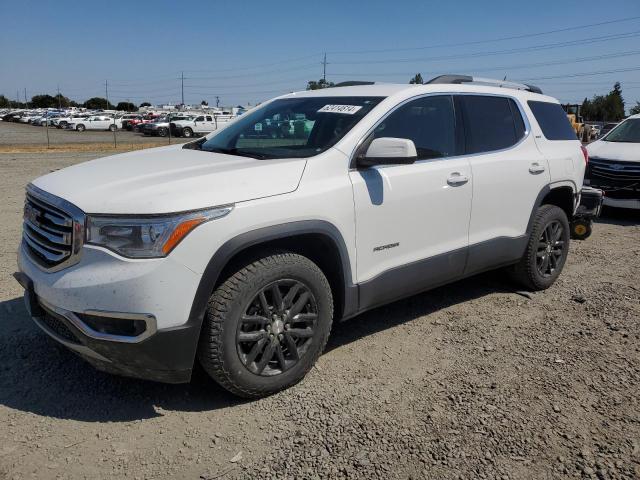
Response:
[171,113,235,137]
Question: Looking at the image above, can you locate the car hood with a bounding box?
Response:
[32,144,306,214]
[587,140,639,162]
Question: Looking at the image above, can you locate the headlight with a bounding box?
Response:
[86,205,233,258]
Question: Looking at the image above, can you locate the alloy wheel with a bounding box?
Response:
[536,220,565,277]
[236,279,318,376]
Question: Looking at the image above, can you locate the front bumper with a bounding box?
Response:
[16,244,205,383]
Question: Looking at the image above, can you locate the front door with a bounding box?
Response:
[349,95,472,310]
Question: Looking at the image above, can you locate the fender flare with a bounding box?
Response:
[185,220,357,332]
[525,182,579,236]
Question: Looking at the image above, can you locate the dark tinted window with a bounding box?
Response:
[461,95,524,154]
[372,95,457,160]
[527,101,577,140]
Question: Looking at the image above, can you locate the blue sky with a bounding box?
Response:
[2,0,640,108]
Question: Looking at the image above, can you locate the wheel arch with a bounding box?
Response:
[527,183,578,235]
[186,220,357,337]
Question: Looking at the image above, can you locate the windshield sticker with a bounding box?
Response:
[318,104,363,115]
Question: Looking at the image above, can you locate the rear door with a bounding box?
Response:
[457,94,550,273]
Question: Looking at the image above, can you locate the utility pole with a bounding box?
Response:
[181,71,184,107]
[16,90,19,107]
[57,85,61,109]
[215,95,220,108]
[321,52,328,83]
[105,80,116,148]
[24,88,27,108]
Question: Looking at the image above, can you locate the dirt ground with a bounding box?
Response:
[0,147,639,480]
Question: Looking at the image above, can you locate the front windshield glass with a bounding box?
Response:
[604,118,640,143]
[193,96,384,159]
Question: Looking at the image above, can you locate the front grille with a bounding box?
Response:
[39,311,81,344]
[22,186,83,271]
[588,158,640,183]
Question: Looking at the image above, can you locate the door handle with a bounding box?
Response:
[529,163,546,174]
[447,173,469,186]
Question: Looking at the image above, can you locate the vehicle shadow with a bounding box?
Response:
[0,297,244,422]
[0,271,514,422]
[327,270,513,353]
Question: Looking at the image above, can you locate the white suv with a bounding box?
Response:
[15,76,592,398]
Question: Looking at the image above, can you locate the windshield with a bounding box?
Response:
[191,96,384,159]
[604,118,640,143]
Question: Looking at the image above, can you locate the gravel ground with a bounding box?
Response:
[0,121,187,148]
[0,151,639,480]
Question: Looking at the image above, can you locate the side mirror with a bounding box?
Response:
[357,137,417,168]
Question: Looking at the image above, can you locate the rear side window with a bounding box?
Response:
[527,101,577,140]
[460,96,525,154]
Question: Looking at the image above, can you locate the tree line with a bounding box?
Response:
[0,93,151,111]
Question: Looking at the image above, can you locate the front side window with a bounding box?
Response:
[371,95,457,160]
[603,118,640,143]
[461,95,525,154]
[193,96,384,159]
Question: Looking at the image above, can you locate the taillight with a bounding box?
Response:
[580,145,589,165]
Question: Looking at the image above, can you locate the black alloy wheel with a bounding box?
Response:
[236,279,318,377]
[536,220,565,278]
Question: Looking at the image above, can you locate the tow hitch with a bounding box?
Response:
[571,186,604,240]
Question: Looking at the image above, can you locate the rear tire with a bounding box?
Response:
[158,127,168,137]
[510,205,570,291]
[76,124,85,132]
[198,252,333,398]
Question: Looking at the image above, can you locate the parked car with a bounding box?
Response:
[53,114,91,129]
[170,114,233,137]
[15,75,595,398]
[131,115,161,131]
[68,115,122,132]
[140,115,194,137]
[586,114,640,209]
[119,114,142,130]
[599,122,619,137]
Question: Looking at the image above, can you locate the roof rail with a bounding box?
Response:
[333,81,375,87]
[426,74,543,94]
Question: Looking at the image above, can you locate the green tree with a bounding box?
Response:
[578,83,626,121]
[630,102,640,116]
[306,79,334,90]
[139,102,151,107]
[201,100,208,106]
[83,97,114,110]
[30,94,58,108]
[116,101,136,111]
[409,73,424,84]
[0,95,10,108]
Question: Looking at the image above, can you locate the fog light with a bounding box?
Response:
[77,313,148,337]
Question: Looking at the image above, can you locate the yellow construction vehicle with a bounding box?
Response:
[563,104,591,142]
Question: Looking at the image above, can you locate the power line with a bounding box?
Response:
[327,15,640,55]
[521,66,640,81]
[330,30,640,65]
[329,49,640,78]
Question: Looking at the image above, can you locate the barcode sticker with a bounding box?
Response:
[317,104,363,114]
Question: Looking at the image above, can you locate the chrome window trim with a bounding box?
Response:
[39,297,158,344]
[349,91,532,169]
[24,184,85,273]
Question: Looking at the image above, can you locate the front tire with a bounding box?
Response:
[511,205,570,291]
[198,252,333,398]
[109,124,117,132]
[182,127,193,138]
